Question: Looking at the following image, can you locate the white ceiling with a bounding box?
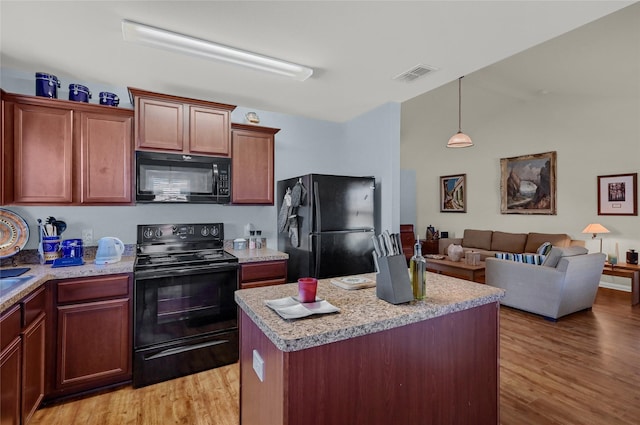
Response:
[0,1,636,122]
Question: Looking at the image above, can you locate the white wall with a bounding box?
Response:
[344,102,402,233]
[2,69,400,249]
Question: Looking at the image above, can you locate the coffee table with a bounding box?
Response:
[425,256,485,283]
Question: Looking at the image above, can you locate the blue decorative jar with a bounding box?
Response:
[35,72,60,98]
[99,92,119,107]
[68,84,91,102]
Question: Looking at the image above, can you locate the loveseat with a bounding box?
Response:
[485,246,606,320]
[438,229,585,260]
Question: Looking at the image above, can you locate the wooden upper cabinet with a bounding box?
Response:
[129,87,235,156]
[1,95,15,205]
[189,105,230,156]
[14,102,74,203]
[231,123,280,205]
[135,97,184,151]
[78,111,133,203]
[1,91,134,205]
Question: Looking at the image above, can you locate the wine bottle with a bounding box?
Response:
[410,236,426,300]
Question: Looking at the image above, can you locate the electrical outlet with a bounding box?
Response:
[82,229,93,244]
[253,349,264,382]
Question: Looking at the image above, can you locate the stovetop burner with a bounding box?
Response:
[135,223,237,272]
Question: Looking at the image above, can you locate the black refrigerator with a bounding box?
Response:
[277,174,376,282]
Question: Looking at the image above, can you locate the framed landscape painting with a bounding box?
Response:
[440,174,466,213]
[597,173,638,216]
[500,151,557,215]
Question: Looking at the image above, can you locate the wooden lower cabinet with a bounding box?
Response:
[22,314,45,424]
[46,274,132,401]
[0,286,46,425]
[240,260,288,289]
[1,306,21,425]
[240,302,499,425]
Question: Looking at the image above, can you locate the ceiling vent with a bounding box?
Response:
[393,64,438,83]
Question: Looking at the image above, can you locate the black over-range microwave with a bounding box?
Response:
[136,151,231,204]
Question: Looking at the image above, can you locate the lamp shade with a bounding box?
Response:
[447,132,473,148]
[581,223,610,236]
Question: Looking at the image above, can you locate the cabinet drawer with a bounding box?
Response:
[0,304,21,351]
[57,274,130,304]
[240,278,286,290]
[22,286,46,328]
[240,260,287,283]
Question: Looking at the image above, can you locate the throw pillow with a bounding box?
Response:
[494,252,546,265]
[537,242,552,256]
[542,246,589,267]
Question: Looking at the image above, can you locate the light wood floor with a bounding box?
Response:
[30,288,639,425]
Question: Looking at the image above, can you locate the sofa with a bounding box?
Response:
[438,229,585,261]
[485,246,606,320]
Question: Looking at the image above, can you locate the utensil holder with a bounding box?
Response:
[42,236,61,264]
[376,255,414,304]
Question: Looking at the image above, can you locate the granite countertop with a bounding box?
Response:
[235,272,505,353]
[1,258,134,312]
[227,247,288,263]
[1,247,288,312]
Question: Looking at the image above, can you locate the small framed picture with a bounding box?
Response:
[598,173,638,216]
[440,174,466,213]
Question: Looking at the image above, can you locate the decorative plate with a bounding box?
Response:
[425,254,445,260]
[0,208,30,259]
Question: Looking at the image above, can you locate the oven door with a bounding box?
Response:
[134,262,238,349]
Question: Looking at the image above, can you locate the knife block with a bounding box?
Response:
[376,255,414,304]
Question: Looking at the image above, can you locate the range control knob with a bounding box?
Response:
[155,229,162,238]
[211,226,219,237]
[143,228,154,239]
[201,227,209,236]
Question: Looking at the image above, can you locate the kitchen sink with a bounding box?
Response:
[0,276,34,294]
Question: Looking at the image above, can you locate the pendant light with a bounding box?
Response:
[447,77,473,148]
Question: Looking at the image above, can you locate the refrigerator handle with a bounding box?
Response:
[313,233,321,277]
[313,181,321,233]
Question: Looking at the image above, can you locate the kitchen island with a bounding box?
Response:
[235,272,505,425]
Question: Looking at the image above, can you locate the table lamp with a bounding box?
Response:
[581,223,610,253]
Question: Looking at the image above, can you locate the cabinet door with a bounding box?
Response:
[135,97,183,151]
[1,98,15,205]
[79,112,133,203]
[231,125,278,204]
[13,103,73,203]
[22,314,45,424]
[56,298,131,391]
[1,305,22,425]
[0,339,21,425]
[189,105,230,156]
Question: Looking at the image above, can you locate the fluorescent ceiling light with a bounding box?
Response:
[121,19,313,81]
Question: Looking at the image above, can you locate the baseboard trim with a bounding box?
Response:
[599,281,631,292]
